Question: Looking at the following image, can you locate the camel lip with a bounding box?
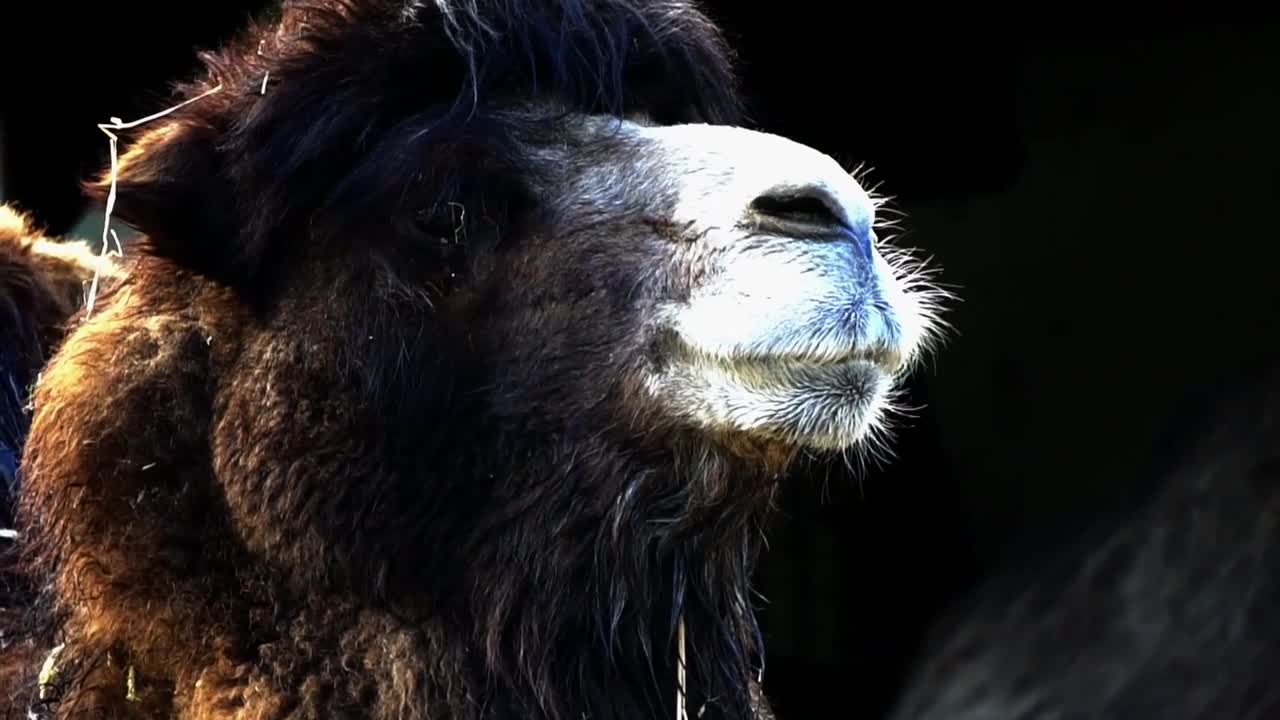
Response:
[671,340,904,376]
[733,347,903,373]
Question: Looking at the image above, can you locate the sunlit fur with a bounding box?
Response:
[1,2,947,719]
[0,204,118,514]
[0,204,119,708]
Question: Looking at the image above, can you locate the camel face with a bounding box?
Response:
[497,114,949,455]
[3,3,954,718]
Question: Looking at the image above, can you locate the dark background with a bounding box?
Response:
[3,6,1278,718]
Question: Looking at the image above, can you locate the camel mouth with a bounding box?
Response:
[663,326,909,381]
[698,351,895,399]
[722,344,906,376]
[651,338,900,452]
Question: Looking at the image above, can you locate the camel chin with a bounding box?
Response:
[652,233,927,452]
[660,355,900,452]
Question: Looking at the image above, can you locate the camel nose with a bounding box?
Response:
[749,184,874,257]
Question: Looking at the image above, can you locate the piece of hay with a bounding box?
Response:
[37,642,64,700]
[86,83,224,318]
[676,616,687,720]
[126,664,138,702]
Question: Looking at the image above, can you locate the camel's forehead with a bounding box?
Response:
[566,114,861,189]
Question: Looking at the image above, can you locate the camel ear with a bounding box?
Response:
[82,120,245,285]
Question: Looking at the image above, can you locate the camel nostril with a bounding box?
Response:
[749,187,851,239]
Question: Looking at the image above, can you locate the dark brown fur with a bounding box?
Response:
[0,2,803,718]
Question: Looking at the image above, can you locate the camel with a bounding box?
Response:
[2,1,949,718]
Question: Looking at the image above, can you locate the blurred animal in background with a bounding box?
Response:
[886,363,1280,720]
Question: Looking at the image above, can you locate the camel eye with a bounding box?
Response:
[412,207,463,246]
